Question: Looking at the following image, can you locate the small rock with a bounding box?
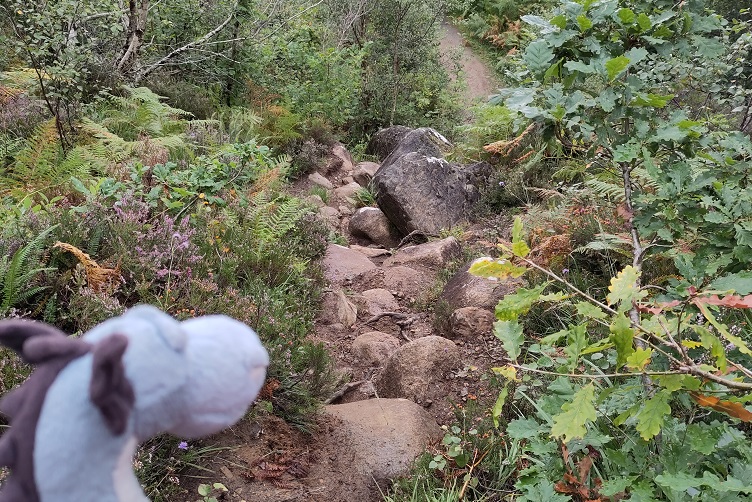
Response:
[449,307,495,338]
[342,176,355,185]
[304,194,326,208]
[440,261,522,310]
[352,331,400,366]
[349,207,401,248]
[339,204,354,216]
[323,244,377,285]
[349,245,391,258]
[353,161,381,187]
[335,182,362,200]
[376,336,461,403]
[384,237,461,270]
[360,288,399,316]
[309,171,334,189]
[331,143,355,173]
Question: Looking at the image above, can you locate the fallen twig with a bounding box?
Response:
[324,380,366,404]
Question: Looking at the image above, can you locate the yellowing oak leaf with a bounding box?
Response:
[626,347,652,371]
[607,266,647,311]
[550,383,597,443]
[492,366,519,381]
[469,257,527,281]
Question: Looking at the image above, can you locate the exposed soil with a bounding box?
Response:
[439,22,499,107]
[168,28,505,502]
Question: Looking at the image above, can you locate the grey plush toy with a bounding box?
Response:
[0,305,269,502]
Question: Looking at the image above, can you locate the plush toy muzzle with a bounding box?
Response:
[0,305,269,502]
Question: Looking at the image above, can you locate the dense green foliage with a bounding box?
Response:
[5,0,752,500]
[388,0,752,501]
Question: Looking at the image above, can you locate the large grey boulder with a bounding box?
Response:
[376,336,461,404]
[366,125,413,161]
[373,152,492,235]
[379,127,453,168]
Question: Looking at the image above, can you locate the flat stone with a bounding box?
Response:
[323,244,377,285]
[309,171,333,189]
[350,245,391,258]
[384,237,461,270]
[335,182,362,200]
[382,266,427,300]
[360,288,399,316]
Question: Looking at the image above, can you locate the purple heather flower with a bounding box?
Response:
[562,268,569,275]
[178,441,189,450]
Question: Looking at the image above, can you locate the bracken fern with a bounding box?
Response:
[0,225,58,316]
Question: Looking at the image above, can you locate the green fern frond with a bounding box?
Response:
[244,192,311,246]
[573,232,633,258]
[585,178,625,202]
[0,224,58,315]
[98,86,191,142]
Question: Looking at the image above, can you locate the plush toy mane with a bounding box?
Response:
[0,306,267,502]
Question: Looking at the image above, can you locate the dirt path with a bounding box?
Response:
[439,21,498,106]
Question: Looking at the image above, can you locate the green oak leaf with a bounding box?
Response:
[617,8,635,24]
[524,40,555,73]
[495,283,547,321]
[625,347,652,370]
[494,320,524,361]
[469,257,527,281]
[576,301,608,320]
[550,383,597,443]
[635,389,671,440]
[610,313,635,368]
[605,56,630,81]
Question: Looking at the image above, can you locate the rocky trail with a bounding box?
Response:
[178,29,509,502]
[185,124,516,502]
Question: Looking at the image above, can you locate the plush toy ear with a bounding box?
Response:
[0,319,67,360]
[89,334,135,435]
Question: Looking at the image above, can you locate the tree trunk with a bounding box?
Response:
[117,0,150,78]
